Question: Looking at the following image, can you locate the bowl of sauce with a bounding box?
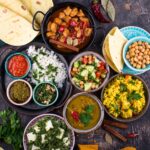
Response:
[5,52,31,79]
[63,92,104,133]
[6,79,32,106]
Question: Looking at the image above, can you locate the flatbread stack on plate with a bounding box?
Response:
[0,0,53,46]
[102,27,128,73]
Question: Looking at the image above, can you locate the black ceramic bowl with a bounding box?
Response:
[101,74,150,122]
[32,2,96,54]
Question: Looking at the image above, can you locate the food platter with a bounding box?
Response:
[0,0,150,150]
[0,42,72,115]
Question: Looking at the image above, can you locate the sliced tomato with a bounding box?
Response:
[96,71,101,78]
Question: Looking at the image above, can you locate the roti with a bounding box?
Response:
[108,27,127,72]
[103,27,127,73]
[0,0,33,23]
[102,27,120,72]
[20,0,54,24]
[0,5,39,46]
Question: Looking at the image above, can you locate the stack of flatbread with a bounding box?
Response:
[102,27,128,73]
[0,0,53,46]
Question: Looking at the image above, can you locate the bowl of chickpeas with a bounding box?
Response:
[123,36,150,72]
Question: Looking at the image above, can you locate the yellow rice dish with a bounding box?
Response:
[103,75,146,119]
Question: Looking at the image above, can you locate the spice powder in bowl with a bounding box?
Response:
[7,79,32,106]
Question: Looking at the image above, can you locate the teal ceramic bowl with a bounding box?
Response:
[5,52,31,79]
[33,82,59,107]
[123,36,150,72]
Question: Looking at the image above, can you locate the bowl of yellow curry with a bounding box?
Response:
[101,74,149,122]
[63,92,104,133]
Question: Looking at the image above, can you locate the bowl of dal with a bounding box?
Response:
[101,74,150,122]
[63,92,104,133]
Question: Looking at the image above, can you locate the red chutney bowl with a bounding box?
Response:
[5,52,31,79]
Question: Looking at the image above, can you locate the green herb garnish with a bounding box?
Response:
[115,94,120,100]
[120,83,127,92]
[79,105,94,126]
[129,80,135,85]
[127,91,142,101]
[0,109,23,150]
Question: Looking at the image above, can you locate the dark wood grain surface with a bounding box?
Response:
[0,0,150,150]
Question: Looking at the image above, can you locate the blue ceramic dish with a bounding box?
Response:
[33,82,59,107]
[120,26,150,75]
[123,36,150,72]
[5,52,31,79]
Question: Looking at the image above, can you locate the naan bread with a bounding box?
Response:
[0,5,39,46]
[20,0,54,24]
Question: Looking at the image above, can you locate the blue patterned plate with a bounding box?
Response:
[120,26,150,75]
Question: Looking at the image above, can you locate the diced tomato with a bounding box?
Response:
[58,25,65,33]
[70,20,78,27]
[79,21,84,29]
[82,56,88,64]
[96,71,101,78]
[98,61,106,70]
[83,22,90,28]
[71,111,79,122]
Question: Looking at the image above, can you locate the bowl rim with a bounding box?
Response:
[68,51,110,92]
[23,113,75,150]
[6,79,32,106]
[63,92,104,133]
[123,36,150,72]
[101,73,150,122]
[4,52,31,79]
[33,82,59,107]
[41,2,96,55]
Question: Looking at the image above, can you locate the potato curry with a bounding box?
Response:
[46,6,93,52]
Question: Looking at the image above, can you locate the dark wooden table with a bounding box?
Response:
[0,0,150,150]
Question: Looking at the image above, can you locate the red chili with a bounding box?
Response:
[71,111,79,122]
[8,55,29,77]
[91,0,110,23]
[127,133,139,138]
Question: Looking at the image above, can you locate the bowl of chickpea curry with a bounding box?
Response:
[123,36,150,72]
[37,2,95,54]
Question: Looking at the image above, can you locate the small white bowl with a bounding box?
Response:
[6,79,32,106]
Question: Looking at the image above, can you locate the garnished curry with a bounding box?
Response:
[66,95,100,130]
[46,6,93,52]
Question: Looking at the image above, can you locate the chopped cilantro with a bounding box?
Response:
[120,83,127,92]
[127,91,142,101]
[115,94,120,100]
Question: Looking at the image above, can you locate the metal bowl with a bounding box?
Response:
[68,51,110,92]
[101,74,150,122]
[63,92,104,133]
[32,2,96,54]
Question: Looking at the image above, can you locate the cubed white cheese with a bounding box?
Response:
[32,145,40,150]
[34,126,40,133]
[27,132,36,142]
[45,120,53,131]
[41,134,46,143]
[56,128,65,139]
[63,137,70,146]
